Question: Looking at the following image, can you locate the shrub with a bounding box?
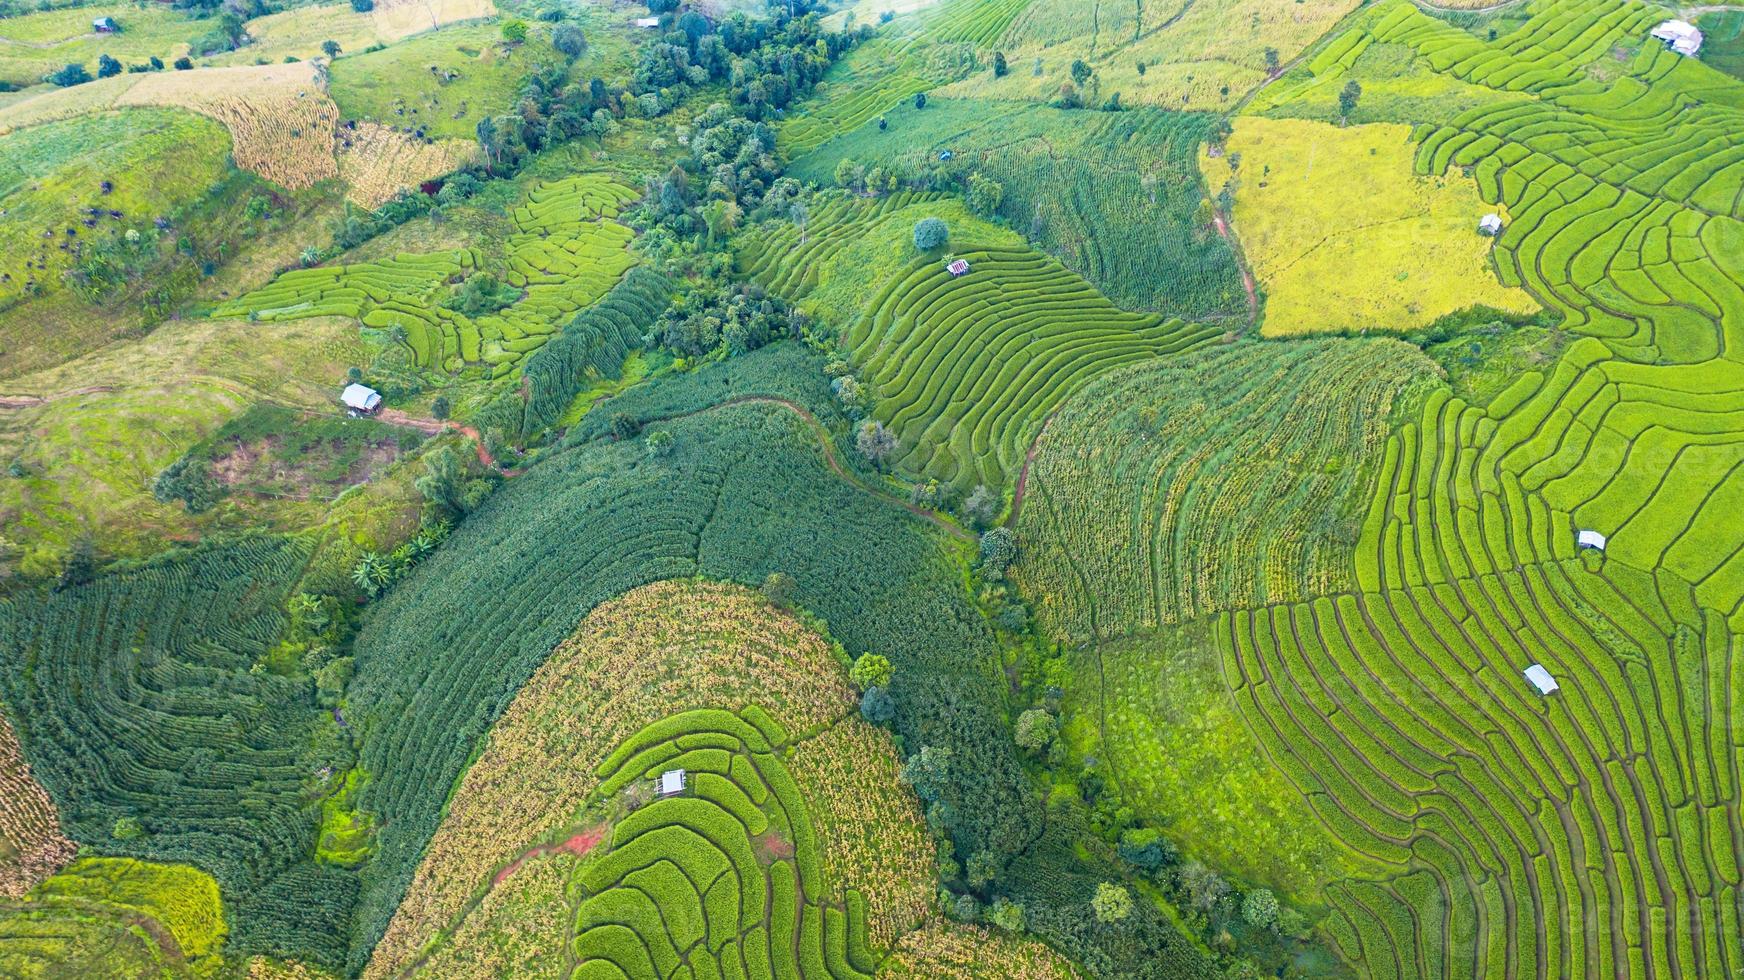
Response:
[978,528,1016,579]
[173,57,192,70]
[761,571,796,608]
[1241,888,1280,930]
[859,686,894,725]
[988,897,1024,932]
[912,217,948,251]
[97,54,122,78]
[501,19,528,43]
[553,23,587,58]
[47,63,92,87]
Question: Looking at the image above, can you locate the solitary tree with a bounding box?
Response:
[1014,708,1058,753]
[1338,79,1363,123]
[856,419,897,467]
[97,54,122,77]
[552,23,587,58]
[912,216,948,250]
[1071,59,1093,87]
[1264,47,1280,74]
[993,51,1008,77]
[321,40,341,58]
[912,90,927,109]
[1242,888,1281,930]
[48,62,92,86]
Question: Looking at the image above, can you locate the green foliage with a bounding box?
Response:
[1091,882,1132,923]
[46,61,91,86]
[848,653,892,691]
[0,540,357,966]
[342,349,1060,972]
[790,99,1243,318]
[1013,708,1057,754]
[912,217,948,251]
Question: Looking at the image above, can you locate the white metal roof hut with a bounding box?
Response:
[1650,20,1703,57]
[1576,529,1607,551]
[1479,213,1504,236]
[340,383,382,413]
[1523,664,1559,696]
[657,769,686,797]
[634,16,660,28]
[947,258,971,276]
[92,16,117,32]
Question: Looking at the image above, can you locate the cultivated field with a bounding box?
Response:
[0,713,74,899]
[1200,117,1540,335]
[223,174,638,377]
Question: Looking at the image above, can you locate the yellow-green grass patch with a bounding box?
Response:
[1200,117,1538,336]
[0,5,201,87]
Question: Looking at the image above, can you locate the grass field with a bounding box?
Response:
[1200,117,1540,335]
[1699,10,1744,82]
[328,23,554,143]
[0,857,229,976]
[0,108,229,312]
[0,4,201,88]
[0,315,367,578]
[930,0,1360,112]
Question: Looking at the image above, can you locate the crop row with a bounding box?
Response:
[921,0,1033,47]
[1012,339,1434,643]
[735,191,947,300]
[846,244,1218,495]
[778,40,939,158]
[1220,553,1744,980]
[221,175,640,376]
[343,384,1049,972]
[574,709,876,979]
[0,539,356,966]
[362,579,859,977]
[0,713,75,899]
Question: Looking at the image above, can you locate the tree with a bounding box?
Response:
[1071,59,1093,87]
[993,51,1008,77]
[58,537,98,591]
[501,19,528,43]
[148,55,163,70]
[966,172,1003,217]
[898,745,952,802]
[1338,79,1362,123]
[856,420,897,468]
[1092,882,1133,923]
[1118,827,1177,874]
[352,552,391,596]
[962,484,998,527]
[1264,47,1280,74]
[987,898,1024,932]
[833,157,862,191]
[965,849,1001,888]
[913,90,927,109]
[1179,860,1230,911]
[610,412,639,440]
[912,216,948,250]
[644,430,674,457]
[350,0,374,10]
[850,653,894,690]
[978,527,1016,579]
[1242,888,1281,930]
[701,199,741,246]
[859,686,895,724]
[97,54,122,77]
[1014,708,1057,753]
[552,23,587,58]
[48,62,92,86]
[174,56,193,70]
[415,446,465,516]
[321,40,341,58]
[761,571,796,609]
[430,395,450,420]
[111,816,145,841]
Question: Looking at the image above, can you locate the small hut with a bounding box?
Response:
[938,149,954,162]
[947,258,970,277]
[1576,529,1607,551]
[634,16,660,28]
[1478,213,1504,237]
[1523,664,1559,696]
[92,16,118,32]
[340,383,382,414]
[1650,20,1703,57]
[657,769,687,798]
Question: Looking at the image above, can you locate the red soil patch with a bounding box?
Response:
[491,824,605,888]
[754,832,793,862]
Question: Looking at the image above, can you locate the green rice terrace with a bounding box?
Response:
[2,0,1743,978]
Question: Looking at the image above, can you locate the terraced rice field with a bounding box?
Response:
[844,244,1219,496]
[1061,2,1744,976]
[777,39,939,157]
[1015,340,1435,641]
[736,190,948,301]
[222,174,638,376]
